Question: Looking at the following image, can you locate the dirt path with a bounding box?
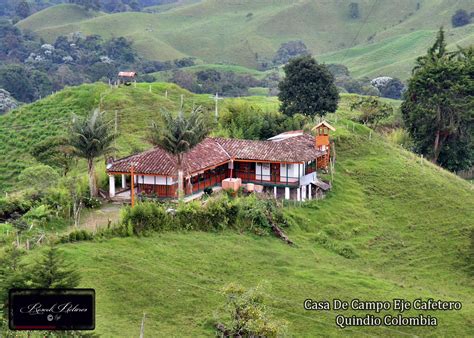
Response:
[78,203,123,232]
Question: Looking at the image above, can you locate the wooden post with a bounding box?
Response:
[131,165,135,207]
[165,90,168,98]
[139,313,146,338]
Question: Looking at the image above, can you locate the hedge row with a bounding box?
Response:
[57,195,290,243]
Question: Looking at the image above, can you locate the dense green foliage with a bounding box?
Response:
[31,136,75,176]
[170,68,261,97]
[272,40,310,66]
[217,101,307,140]
[278,56,339,118]
[402,29,473,171]
[120,194,288,236]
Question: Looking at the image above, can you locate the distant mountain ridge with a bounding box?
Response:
[15,0,474,79]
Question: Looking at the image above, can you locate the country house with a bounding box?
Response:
[106,122,335,200]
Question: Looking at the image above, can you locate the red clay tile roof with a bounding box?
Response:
[182,138,231,174]
[107,134,324,176]
[107,147,177,175]
[214,134,322,163]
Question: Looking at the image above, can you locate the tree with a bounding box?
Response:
[15,1,30,19]
[350,96,393,128]
[17,164,60,191]
[28,245,81,288]
[104,37,135,63]
[379,78,405,99]
[149,107,209,199]
[401,30,473,171]
[0,246,27,324]
[349,2,360,19]
[452,9,471,28]
[413,28,448,72]
[278,55,339,118]
[272,40,310,66]
[31,136,76,176]
[68,0,100,11]
[69,109,116,197]
[216,283,287,337]
[0,65,35,102]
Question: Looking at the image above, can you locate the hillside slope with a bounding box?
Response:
[1,83,473,335]
[0,82,213,191]
[16,0,474,79]
[16,4,103,32]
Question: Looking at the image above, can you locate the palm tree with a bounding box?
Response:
[69,109,115,197]
[149,106,209,199]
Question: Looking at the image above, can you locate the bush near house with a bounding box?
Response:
[123,195,288,235]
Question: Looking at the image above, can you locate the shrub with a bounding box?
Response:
[175,201,207,231]
[217,283,288,336]
[385,128,414,150]
[335,243,358,259]
[22,204,52,226]
[120,202,171,234]
[0,195,32,220]
[120,196,290,237]
[81,196,102,209]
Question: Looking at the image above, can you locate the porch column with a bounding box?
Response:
[308,185,312,200]
[121,174,126,189]
[274,186,277,199]
[285,187,290,200]
[109,175,115,198]
[301,185,306,201]
[296,188,301,201]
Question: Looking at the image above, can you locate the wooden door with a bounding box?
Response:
[271,163,280,183]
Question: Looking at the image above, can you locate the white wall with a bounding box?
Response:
[135,175,175,185]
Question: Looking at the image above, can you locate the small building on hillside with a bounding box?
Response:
[106,122,335,200]
[117,71,137,85]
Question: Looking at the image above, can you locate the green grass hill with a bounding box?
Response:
[0,82,473,335]
[15,4,103,32]
[16,0,474,79]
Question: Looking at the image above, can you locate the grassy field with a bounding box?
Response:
[319,25,474,80]
[16,4,103,32]
[29,110,473,336]
[16,0,474,79]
